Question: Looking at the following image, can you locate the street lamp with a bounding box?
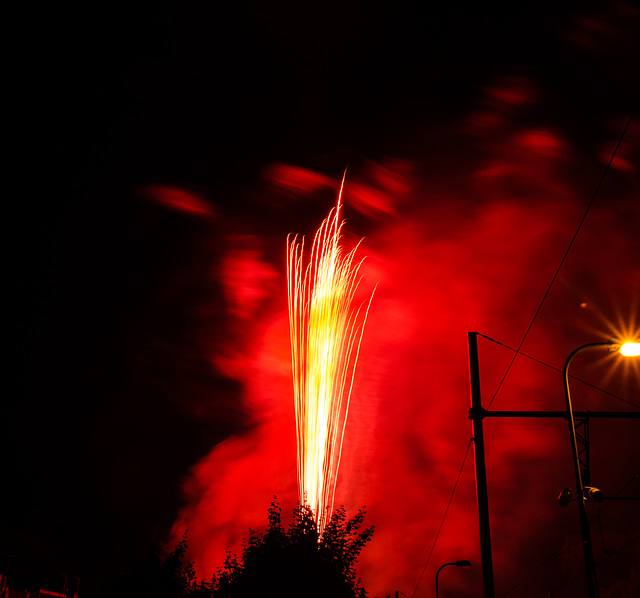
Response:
[619,342,640,356]
[435,560,471,598]
[562,340,639,598]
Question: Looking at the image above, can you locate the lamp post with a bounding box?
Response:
[562,340,639,598]
[435,561,471,598]
[468,331,639,598]
[467,332,495,598]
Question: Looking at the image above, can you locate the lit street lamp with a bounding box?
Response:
[562,340,639,598]
[435,560,471,598]
[619,342,640,356]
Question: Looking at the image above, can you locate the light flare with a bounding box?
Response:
[287,178,374,533]
[620,342,640,357]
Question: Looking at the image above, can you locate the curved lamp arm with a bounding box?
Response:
[435,561,471,598]
[562,342,609,500]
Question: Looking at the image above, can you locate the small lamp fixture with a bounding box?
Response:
[558,488,575,507]
[435,561,472,598]
[606,340,640,356]
[584,486,605,503]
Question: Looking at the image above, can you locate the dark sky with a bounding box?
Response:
[7,1,640,596]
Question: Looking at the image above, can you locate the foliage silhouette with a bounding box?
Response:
[209,499,374,598]
[95,534,196,598]
[94,502,373,598]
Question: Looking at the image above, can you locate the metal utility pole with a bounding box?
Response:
[468,331,496,598]
[467,332,639,598]
[562,342,607,598]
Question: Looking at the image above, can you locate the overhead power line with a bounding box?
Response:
[479,333,640,409]
[410,440,473,598]
[487,109,636,410]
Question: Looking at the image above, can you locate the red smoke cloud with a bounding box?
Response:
[168,118,639,597]
[140,184,216,217]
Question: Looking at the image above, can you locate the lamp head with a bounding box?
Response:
[607,340,640,356]
[620,342,640,356]
[585,486,605,502]
[557,488,574,507]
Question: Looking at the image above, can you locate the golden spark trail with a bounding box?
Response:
[287,179,374,534]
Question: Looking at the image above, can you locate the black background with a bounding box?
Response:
[7,0,639,591]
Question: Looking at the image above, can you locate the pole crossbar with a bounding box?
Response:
[470,409,640,419]
[467,331,639,598]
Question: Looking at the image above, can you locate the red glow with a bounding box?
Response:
[170,132,639,597]
[263,163,333,194]
[220,236,279,320]
[139,184,215,216]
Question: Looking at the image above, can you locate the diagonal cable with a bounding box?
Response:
[410,439,472,598]
[486,109,636,410]
[479,333,640,409]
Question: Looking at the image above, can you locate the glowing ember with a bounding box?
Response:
[287,178,374,533]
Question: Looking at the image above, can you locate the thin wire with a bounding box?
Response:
[594,471,640,516]
[410,439,472,598]
[486,109,636,411]
[549,535,640,595]
[502,535,581,597]
[502,471,640,596]
[479,333,640,409]
[593,470,640,554]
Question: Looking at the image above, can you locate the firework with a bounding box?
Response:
[287,178,374,533]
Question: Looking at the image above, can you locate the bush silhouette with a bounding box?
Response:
[210,499,374,598]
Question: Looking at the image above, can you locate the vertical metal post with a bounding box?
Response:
[563,343,605,598]
[468,331,496,598]
[575,417,591,486]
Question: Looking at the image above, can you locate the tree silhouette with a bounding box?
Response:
[209,499,374,598]
[95,534,196,598]
[94,502,373,598]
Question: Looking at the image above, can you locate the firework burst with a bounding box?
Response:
[287,178,374,534]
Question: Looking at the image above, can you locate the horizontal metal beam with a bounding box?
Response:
[469,409,640,420]
[602,496,640,501]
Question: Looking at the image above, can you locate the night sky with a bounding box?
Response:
[7,1,640,597]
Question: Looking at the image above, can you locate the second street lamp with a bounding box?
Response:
[435,561,472,598]
[562,340,640,598]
